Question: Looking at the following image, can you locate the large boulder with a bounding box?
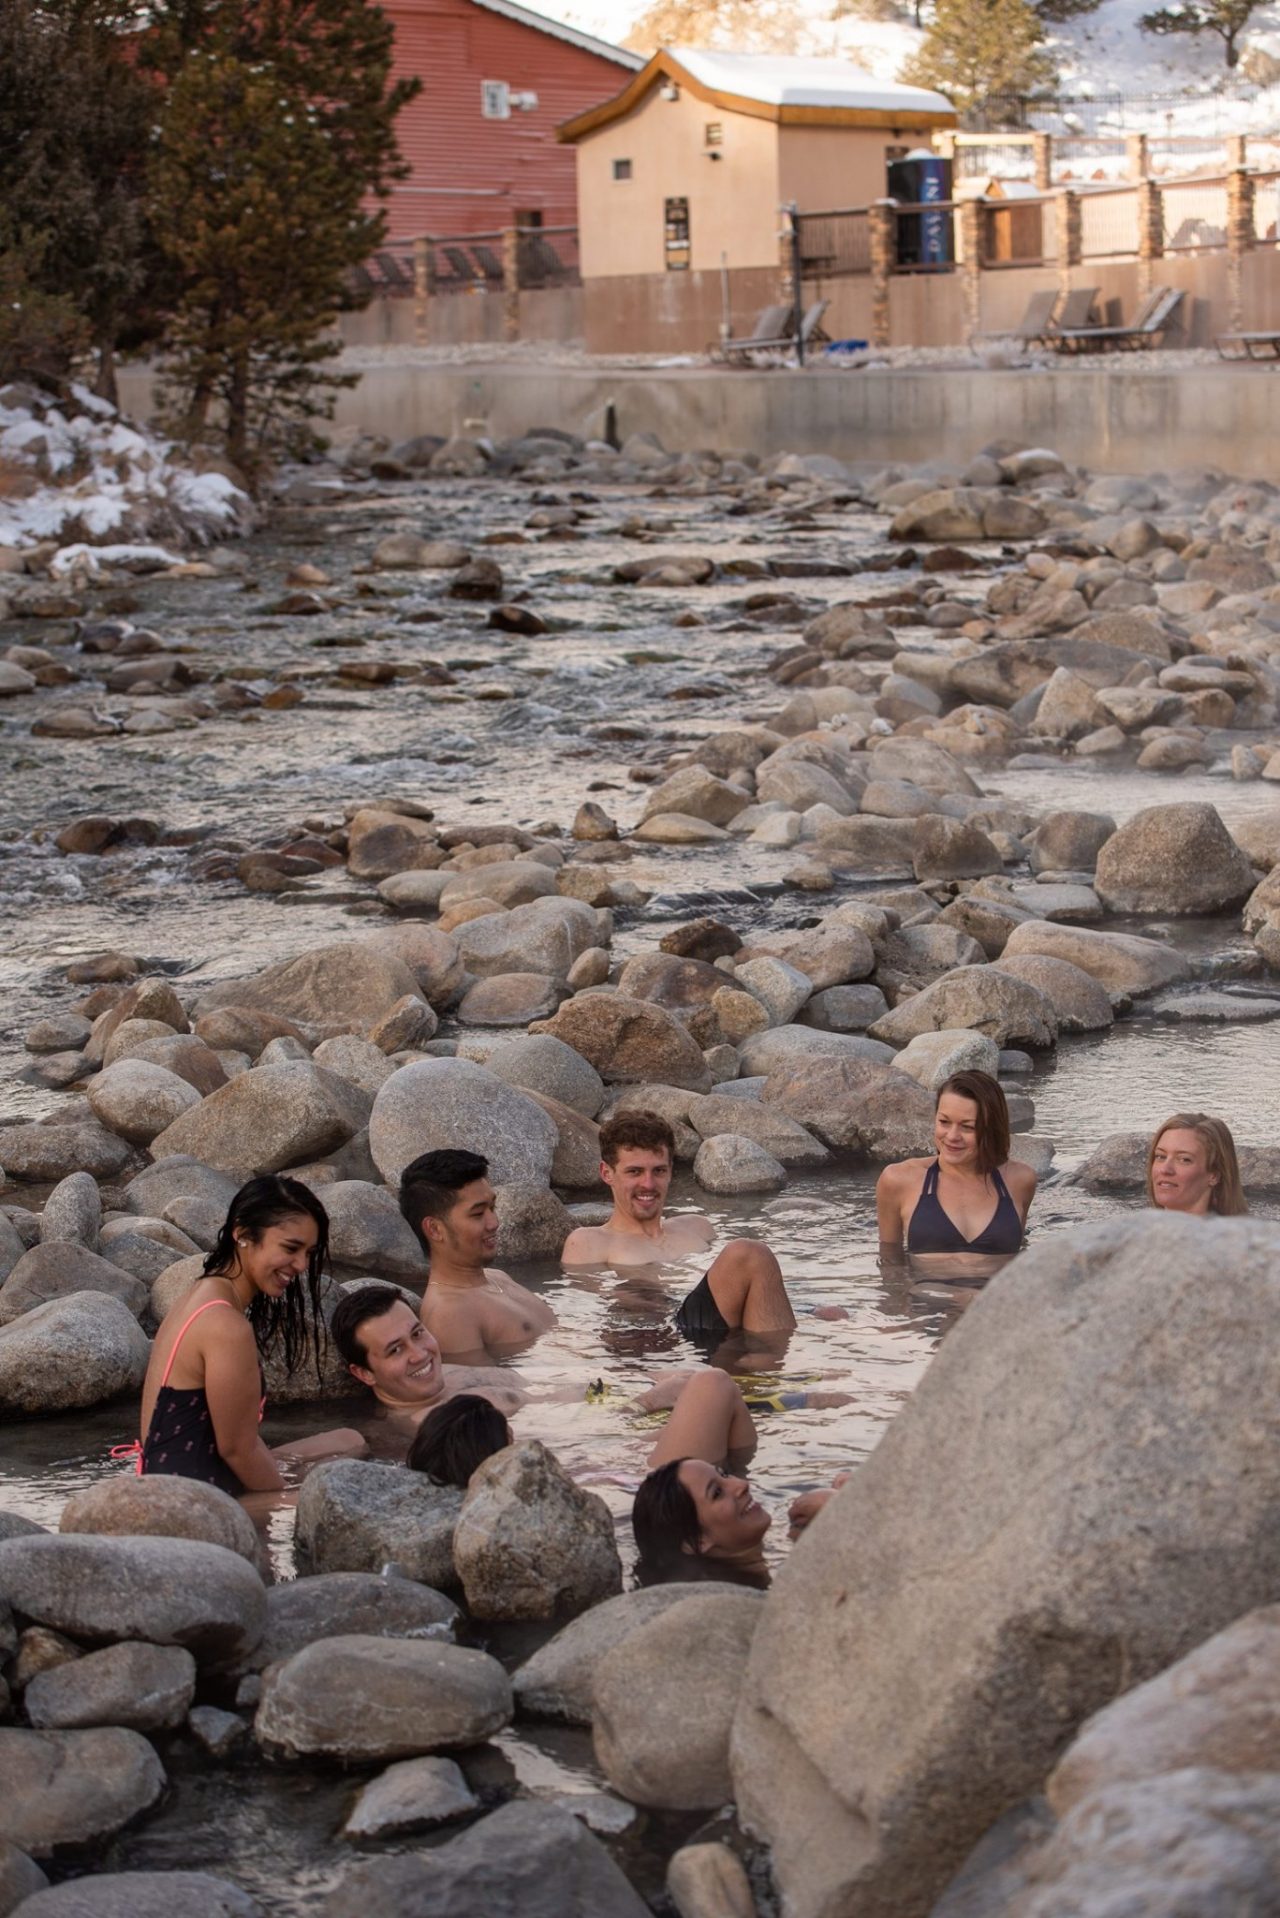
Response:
[869,967,1058,1051]
[513,1582,760,1725]
[195,944,425,1041]
[482,1033,605,1118]
[892,1029,1000,1092]
[8,1871,261,1917]
[761,1055,935,1160]
[1094,804,1257,915]
[0,1727,164,1857]
[37,1175,100,1251]
[0,1294,149,1415]
[362,925,466,1010]
[318,1801,650,1918]
[638,767,750,827]
[735,924,874,990]
[593,1592,763,1811]
[0,1245,146,1328]
[247,1571,456,1673]
[693,1135,787,1194]
[685,1093,828,1168]
[322,1180,426,1281]
[0,1122,132,1184]
[452,1441,621,1621]
[1028,810,1116,875]
[452,898,602,983]
[58,1474,263,1567]
[294,1459,461,1590]
[24,1641,196,1733]
[732,1214,1280,1918]
[367,1058,557,1187]
[0,1535,265,1668]
[531,994,712,1093]
[255,1635,510,1762]
[738,1027,895,1078]
[991,955,1114,1032]
[148,1064,370,1179]
[439,862,558,911]
[122,1156,238,1221]
[87,1061,201,1146]
[1000,919,1188,995]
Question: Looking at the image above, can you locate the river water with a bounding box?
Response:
[2,456,1279,1908]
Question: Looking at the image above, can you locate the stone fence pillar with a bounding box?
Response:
[1227,133,1248,170]
[1125,133,1149,182]
[1056,189,1081,297]
[1227,166,1256,331]
[413,237,431,347]
[958,199,983,341]
[1033,132,1053,192]
[502,228,521,343]
[869,200,896,348]
[1136,178,1164,299]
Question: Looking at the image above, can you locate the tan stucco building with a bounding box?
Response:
[558,48,956,282]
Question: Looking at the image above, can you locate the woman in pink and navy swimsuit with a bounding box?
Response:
[137,1175,331,1496]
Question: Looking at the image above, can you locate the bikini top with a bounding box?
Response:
[906,1160,1023,1257]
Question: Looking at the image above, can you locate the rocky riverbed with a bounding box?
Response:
[2,405,1280,1915]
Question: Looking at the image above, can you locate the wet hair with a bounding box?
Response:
[399,1149,489,1255]
[406,1394,511,1487]
[329,1281,409,1371]
[1147,1113,1248,1216]
[631,1460,767,1590]
[204,1175,328,1376]
[599,1110,676,1167]
[935,1071,1010,1177]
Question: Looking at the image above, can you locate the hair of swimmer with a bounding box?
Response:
[598,1109,676,1167]
[329,1280,408,1371]
[203,1174,329,1376]
[399,1148,489,1255]
[630,1458,766,1590]
[407,1393,512,1487]
[1146,1112,1249,1216]
[936,1070,1010,1177]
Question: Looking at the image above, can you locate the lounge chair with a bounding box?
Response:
[971,288,1060,349]
[518,235,572,286]
[442,245,479,285]
[374,251,413,294]
[801,301,832,348]
[1051,285,1184,353]
[471,244,505,287]
[1216,331,1280,361]
[711,303,796,360]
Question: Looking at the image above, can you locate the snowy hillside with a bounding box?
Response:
[549,0,1280,127]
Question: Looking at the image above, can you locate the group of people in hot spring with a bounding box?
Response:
[131,1075,1250,1589]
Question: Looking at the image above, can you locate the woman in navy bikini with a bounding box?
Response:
[136,1175,334,1496]
[876,1069,1037,1281]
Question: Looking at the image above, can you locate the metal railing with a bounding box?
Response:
[350,227,581,301]
[794,209,872,278]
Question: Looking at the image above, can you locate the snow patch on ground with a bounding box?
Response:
[0,386,255,552]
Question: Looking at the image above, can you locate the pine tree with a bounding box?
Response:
[145,1,418,474]
[0,0,159,398]
[1139,0,1259,67]
[902,0,1056,118]
[624,0,805,53]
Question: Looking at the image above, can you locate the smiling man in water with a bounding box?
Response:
[561,1110,797,1357]
[330,1283,527,1433]
[397,1149,557,1366]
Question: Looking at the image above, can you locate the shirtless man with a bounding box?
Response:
[330,1283,527,1434]
[398,1149,556,1365]
[561,1110,797,1357]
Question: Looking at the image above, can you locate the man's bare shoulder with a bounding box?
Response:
[562,1225,610,1266]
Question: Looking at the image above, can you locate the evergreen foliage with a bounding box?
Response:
[143,0,418,473]
[901,0,1056,115]
[1139,0,1259,66]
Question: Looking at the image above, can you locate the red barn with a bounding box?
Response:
[380,0,643,240]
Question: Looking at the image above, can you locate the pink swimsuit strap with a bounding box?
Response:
[158,1297,237,1390]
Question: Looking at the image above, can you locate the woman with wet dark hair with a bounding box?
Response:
[406,1393,513,1488]
[632,1457,849,1590]
[136,1175,332,1496]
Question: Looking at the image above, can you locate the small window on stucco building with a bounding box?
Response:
[664,196,690,270]
[705,122,723,147]
[613,158,633,181]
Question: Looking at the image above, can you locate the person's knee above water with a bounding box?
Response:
[877,1070,1038,1270]
[560,1109,797,1349]
[330,1281,526,1426]
[407,1393,513,1487]
[398,1148,556,1364]
[137,1175,335,1497]
[1147,1112,1248,1217]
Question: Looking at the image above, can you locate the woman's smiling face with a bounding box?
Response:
[677,1459,772,1558]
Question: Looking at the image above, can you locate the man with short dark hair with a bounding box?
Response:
[561,1109,797,1357]
[398,1149,556,1365]
[330,1281,526,1427]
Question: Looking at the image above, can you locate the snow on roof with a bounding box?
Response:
[667,48,952,116]
[470,0,643,67]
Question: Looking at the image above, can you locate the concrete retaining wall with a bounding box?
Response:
[116,358,1280,480]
